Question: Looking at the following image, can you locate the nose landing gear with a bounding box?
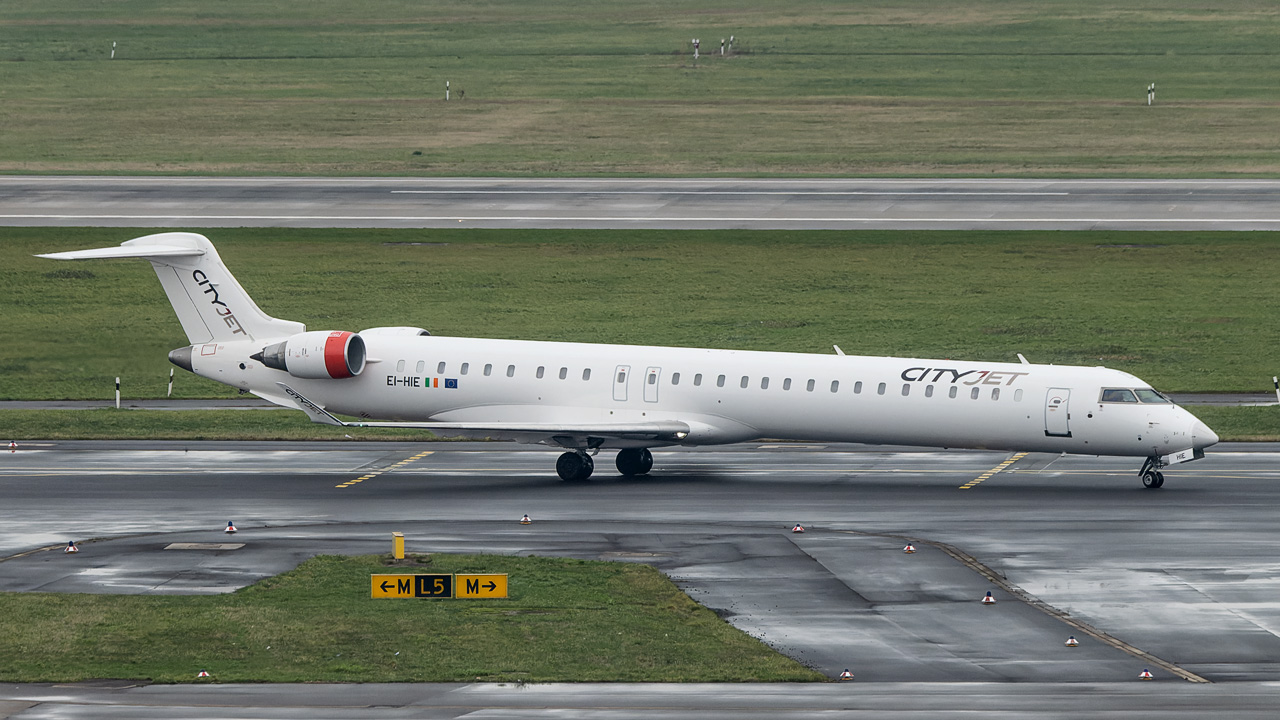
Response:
[1139,456,1165,489]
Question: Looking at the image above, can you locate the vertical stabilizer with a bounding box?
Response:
[38,232,305,344]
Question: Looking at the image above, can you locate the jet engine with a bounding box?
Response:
[251,330,366,379]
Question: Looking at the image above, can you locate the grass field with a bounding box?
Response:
[0,553,821,683]
[1,0,1279,176]
[4,227,1279,402]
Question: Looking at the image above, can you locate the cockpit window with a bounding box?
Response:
[1134,389,1171,404]
[1100,388,1138,403]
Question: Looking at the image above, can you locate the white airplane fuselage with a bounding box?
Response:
[192,333,1210,459]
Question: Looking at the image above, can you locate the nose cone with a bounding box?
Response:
[168,345,193,373]
[1192,418,1219,449]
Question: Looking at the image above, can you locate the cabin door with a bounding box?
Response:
[1044,388,1072,437]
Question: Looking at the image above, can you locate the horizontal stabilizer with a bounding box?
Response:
[37,244,204,261]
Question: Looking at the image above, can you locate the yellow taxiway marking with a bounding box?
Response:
[335,451,434,488]
[959,452,1028,489]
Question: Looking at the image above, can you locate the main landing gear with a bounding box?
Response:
[1139,456,1165,489]
[555,448,654,481]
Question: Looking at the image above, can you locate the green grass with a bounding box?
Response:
[0,553,822,683]
[1,0,1280,175]
[4,227,1279,400]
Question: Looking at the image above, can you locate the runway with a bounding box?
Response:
[4,177,1280,230]
[3,440,1280,717]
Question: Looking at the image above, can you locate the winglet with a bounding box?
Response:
[275,382,346,426]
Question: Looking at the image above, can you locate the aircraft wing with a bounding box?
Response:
[274,383,689,442]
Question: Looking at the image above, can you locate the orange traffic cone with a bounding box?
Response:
[1065,636,1079,647]
[838,669,854,680]
[64,540,79,554]
[520,514,532,525]
[981,591,996,605]
[224,521,237,534]
[1139,668,1154,680]
[791,523,805,533]
[903,543,916,554]
[197,669,211,678]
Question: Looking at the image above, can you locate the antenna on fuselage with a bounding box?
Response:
[1017,353,1030,365]
[833,345,845,356]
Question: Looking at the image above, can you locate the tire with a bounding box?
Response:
[1142,469,1162,489]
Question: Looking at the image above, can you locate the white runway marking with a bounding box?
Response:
[389,190,1072,196]
[6,214,1280,224]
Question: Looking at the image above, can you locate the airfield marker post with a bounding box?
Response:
[446,81,450,101]
[693,38,699,60]
[111,41,116,60]
[115,377,120,409]
[168,368,174,398]
[721,39,725,55]
[1273,376,1278,404]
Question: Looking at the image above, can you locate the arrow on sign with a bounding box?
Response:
[381,581,394,592]
[484,581,496,591]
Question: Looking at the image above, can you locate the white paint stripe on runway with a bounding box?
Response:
[5,214,1280,223]
[389,190,1071,196]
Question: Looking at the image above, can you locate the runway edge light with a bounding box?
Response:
[792,523,805,534]
[64,541,78,554]
[225,521,237,534]
[1065,636,1079,647]
[1139,668,1154,680]
[981,591,996,605]
[197,670,210,678]
[520,514,532,525]
[839,669,854,681]
[903,543,916,554]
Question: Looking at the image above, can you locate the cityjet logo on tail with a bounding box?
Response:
[192,270,246,336]
[900,367,1030,386]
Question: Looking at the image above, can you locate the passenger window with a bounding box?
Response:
[783,378,791,391]
[672,372,681,385]
[854,381,862,394]
[1014,389,1023,402]
[537,366,545,379]
[901,384,910,396]
[437,361,446,374]
[740,376,749,389]
[649,372,658,385]
[925,385,934,398]
[617,370,626,383]
[559,367,568,380]
[830,380,840,393]
[694,373,702,386]
[877,382,886,395]
[461,362,469,375]
[806,379,815,392]
[717,375,726,388]
[970,387,980,400]
[484,363,492,376]
[582,368,591,381]
[992,388,1000,401]
[761,377,769,390]
[396,359,405,373]
[1100,388,1139,403]
[949,386,958,399]
[415,360,425,374]
[507,364,515,378]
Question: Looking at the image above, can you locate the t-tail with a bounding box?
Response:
[38,232,306,347]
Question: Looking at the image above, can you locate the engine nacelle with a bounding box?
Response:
[252,330,366,379]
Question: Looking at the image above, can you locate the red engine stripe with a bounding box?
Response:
[323,331,352,379]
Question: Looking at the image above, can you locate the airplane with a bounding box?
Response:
[40,232,1218,488]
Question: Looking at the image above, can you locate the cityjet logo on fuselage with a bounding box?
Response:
[900,367,1030,386]
[192,270,247,336]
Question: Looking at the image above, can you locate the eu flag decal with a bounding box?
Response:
[444,378,459,389]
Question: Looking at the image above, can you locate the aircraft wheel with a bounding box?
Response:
[557,451,594,482]
[1142,469,1163,489]
[1155,471,1165,488]
[616,448,654,476]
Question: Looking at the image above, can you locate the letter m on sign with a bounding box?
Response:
[466,578,479,593]
[398,578,412,594]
